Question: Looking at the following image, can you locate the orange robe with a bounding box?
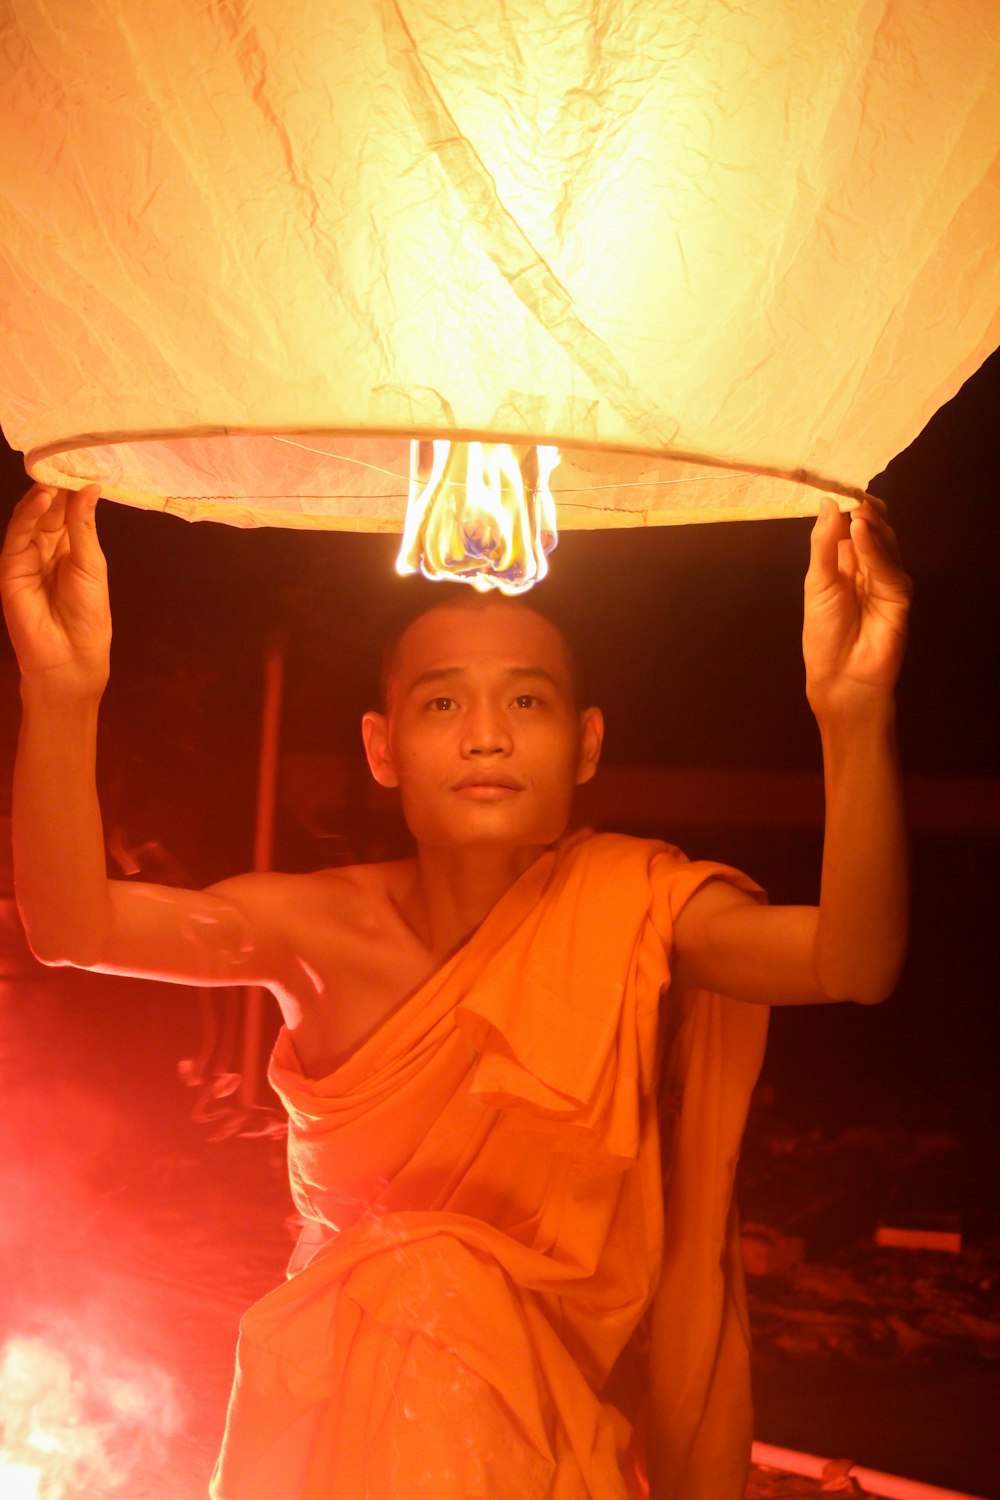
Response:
[211,831,767,1499]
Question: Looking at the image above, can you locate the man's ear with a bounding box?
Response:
[575,706,604,786]
[361,711,399,788]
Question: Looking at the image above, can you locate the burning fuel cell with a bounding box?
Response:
[397,441,560,594]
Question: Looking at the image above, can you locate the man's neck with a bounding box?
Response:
[404,841,548,960]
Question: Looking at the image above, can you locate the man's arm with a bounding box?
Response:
[670,495,911,1007]
[2,483,290,990]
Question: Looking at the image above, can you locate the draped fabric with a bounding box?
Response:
[211,831,768,1498]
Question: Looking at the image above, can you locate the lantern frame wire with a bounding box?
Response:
[25,430,868,516]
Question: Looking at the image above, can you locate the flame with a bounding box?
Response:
[396,440,559,593]
[0,1332,182,1499]
[0,1457,40,1500]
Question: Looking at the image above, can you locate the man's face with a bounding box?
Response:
[362,602,602,851]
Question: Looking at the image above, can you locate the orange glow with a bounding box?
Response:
[0,1333,181,1500]
[396,440,559,593]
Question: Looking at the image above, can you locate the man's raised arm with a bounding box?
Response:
[1,483,287,989]
[670,495,911,1008]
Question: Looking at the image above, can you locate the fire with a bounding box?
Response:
[396,440,559,593]
[0,1331,182,1499]
[0,1459,40,1500]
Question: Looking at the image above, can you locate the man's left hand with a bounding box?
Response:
[803,495,912,719]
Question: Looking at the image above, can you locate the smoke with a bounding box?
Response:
[0,1312,183,1498]
[0,973,187,1497]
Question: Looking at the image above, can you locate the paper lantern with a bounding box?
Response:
[1,1,998,580]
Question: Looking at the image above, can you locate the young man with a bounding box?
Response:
[1,480,910,1500]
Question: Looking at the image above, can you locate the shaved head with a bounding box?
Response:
[379,589,580,714]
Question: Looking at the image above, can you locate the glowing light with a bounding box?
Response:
[0,1457,41,1500]
[397,441,559,593]
[0,4,996,536]
[0,1332,182,1500]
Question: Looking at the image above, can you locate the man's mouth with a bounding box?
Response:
[452,773,523,798]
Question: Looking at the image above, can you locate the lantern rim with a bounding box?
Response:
[24,426,870,532]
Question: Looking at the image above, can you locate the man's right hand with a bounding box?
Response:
[0,481,110,691]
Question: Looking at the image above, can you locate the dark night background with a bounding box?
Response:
[2,352,997,1135]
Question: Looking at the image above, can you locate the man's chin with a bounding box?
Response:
[398,788,573,851]
[409,812,569,852]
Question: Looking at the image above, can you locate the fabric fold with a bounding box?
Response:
[211,830,767,1500]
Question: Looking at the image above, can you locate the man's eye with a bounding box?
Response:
[427,696,456,711]
[512,694,540,709]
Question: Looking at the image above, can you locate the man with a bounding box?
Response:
[1,480,910,1499]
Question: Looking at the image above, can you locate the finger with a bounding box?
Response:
[36,489,70,532]
[856,492,890,520]
[850,512,876,551]
[851,514,913,599]
[850,496,890,531]
[806,496,848,591]
[850,506,904,570]
[2,486,58,554]
[836,535,859,583]
[847,492,904,561]
[65,485,105,574]
[852,494,899,532]
[22,480,60,503]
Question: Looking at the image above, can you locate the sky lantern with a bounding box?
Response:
[0,2,998,592]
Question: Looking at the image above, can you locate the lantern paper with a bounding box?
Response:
[0,0,998,532]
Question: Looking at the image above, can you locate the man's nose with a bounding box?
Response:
[461,702,513,756]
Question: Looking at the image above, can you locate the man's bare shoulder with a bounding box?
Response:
[207,860,428,1072]
[207,858,417,933]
